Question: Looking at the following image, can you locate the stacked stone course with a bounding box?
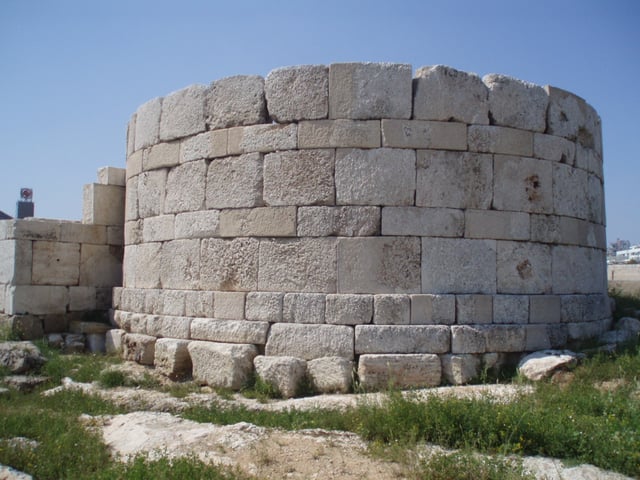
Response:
[116,62,609,392]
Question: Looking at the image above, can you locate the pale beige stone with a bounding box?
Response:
[213,291,246,319]
[265,323,354,360]
[483,74,548,132]
[105,329,125,354]
[381,119,467,150]
[97,166,126,186]
[125,178,138,222]
[533,133,576,164]
[107,225,124,246]
[381,207,463,237]
[159,84,207,141]
[298,120,380,149]
[254,355,307,398]
[265,65,328,122]
[325,294,373,325]
[219,207,296,237]
[82,184,125,226]
[180,130,228,162]
[164,160,206,214]
[245,292,283,322]
[552,163,589,221]
[0,239,32,285]
[206,153,263,209]
[373,294,410,325]
[142,215,175,242]
[493,155,553,214]
[127,150,143,180]
[32,241,79,285]
[3,219,59,241]
[154,338,192,380]
[496,241,551,294]
[227,123,297,154]
[306,356,353,393]
[464,210,529,240]
[483,325,526,352]
[552,246,606,294]
[297,206,380,237]
[456,295,493,325]
[200,238,259,291]
[525,324,552,351]
[545,86,602,152]
[126,114,136,157]
[184,291,215,318]
[143,142,180,171]
[468,125,533,156]
[282,293,326,324]
[160,290,185,316]
[188,341,258,389]
[69,286,96,311]
[123,243,161,289]
[357,354,441,390]
[124,220,142,245]
[206,75,266,129]
[123,333,156,365]
[451,325,486,354]
[160,240,200,290]
[191,318,268,344]
[134,97,161,151]
[410,294,455,325]
[137,170,167,218]
[493,295,529,324]
[175,210,220,239]
[441,354,482,385]
[355,325,449,354]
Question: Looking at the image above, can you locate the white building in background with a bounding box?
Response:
[616,245,640,263]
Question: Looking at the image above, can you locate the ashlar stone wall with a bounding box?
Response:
[116,62,609,392]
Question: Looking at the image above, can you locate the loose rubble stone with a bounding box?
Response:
[0,341,46,374]
[254,355,307,398]
[517,349,579,381]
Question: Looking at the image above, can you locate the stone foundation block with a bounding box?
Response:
[200,238,259,291]
[146,315,191,339]
[493,155,552,214]
[159,240,200,290]
[355,325,450,354]
[134,97,161,151]
[206,153,263,209]
[180,130,228,162]
[105,329,125,354]
[60,223,108,245]
[493,295,529,324]
[227,123,297,155]
[191,318,268,345]
[297,206,380,237]
[381,207,464,237]
[32,241,80,285]
[188,341,258,389]
[552,246,605,294]
[206,75,266,129]
[325,294,373,325]
[129,313,147,334]
[2,315,44,340]
[220,207,296,237]
[126,150,142,180]
[497,241,551,295]
[159,84,206,141]
[265,323,354,360]
[373,294,410,325]
[123,333,156,365]
[441,354,482,385]
[525,325,551,351]
[86,333,106,353]
[97,166,126,186]
[254,355,307,398]
[306,356,353,393]
[282,293,325,324]
[529,296,561,324]
[451,325,486,354]
[298,119,380,148]
[137,170,166,218]
[483,325,526,352]
[413,65,489,124]
[80,244,123,287]
[154,338,192,380]
[465,210,529,241]
[265,64,328,122]
[7,286,68,315]
[545,86,602,152]
[143,142,180,171]
[357,354,441,390]
[165,160,206,214]
[142,215,175,242]
[184,290,215,318]
[468,125,533,157]
[410,294,455,325]
[381,119,467,150]
[245,292,283,322]
[483,74,548,132]
[329,62,411,120]
[0,238,32,285]
[533,133,575,164]
[69,320,110,335]
[175,210,220,239]
[213,292,246,320]
[69,286,97,311]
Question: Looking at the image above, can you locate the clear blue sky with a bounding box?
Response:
[1,0,638,244]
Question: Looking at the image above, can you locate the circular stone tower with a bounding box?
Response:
[115,63,609,393]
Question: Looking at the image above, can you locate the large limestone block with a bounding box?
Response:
[227,123,297,155]
[381,120,467,150]
[497,241,551,294]
[137,170,167,218]
[31,241,80,285]
[258,238,337,293]
[126,114,136,157]
[483,74,548,132]
[188,341,258,389]
[125,178,138,222]
[107,225,124,246]
[416,150,492,209]
[265,65,329,122]
[160,240,200,290]
[493,155,552,214]
[338,237,421,294]
[159,84,207,141]
[146,314,191,339]
[306,356,353,393]
[97,166,126,186]
[381,207,464,237]
[164,160,206,214]
[329,63,412,119]
[245,292,283,322]
[493,295,529,324]
[191,318,269,345]
[410,294,455,325]
[441,354,482,385]
[265,323,354,360]
[456,295,493,325]
[126,150,142,180]
[3,219,60,241]
[297,206,380,237]
[142,215,175,243]
[335,148,415,206]
[206,153,263,209]
[206,75,266,129]
[576,143,604,179]
[123,333,156,365]
[213,291,246,319]
[465,210,530,241]
[59,223,108,245]
[468,125,533,157]
[325,294,373,325]
[451,325,486,354]
[413,65,489,124]
[529,295,561,324]
[483,325,526,352]
[298,119,380,148]
[184,291,215,318]
[69,286,97,311]
[105,329,125,354]
[123,243,161,289]
[552,163,595,221]
[82,184,125,226]
[517,350,578,381]
[0,239,32,285]
[159,290,185,316]
[422,238,497,294]
[134,97,161,151]
[355,325,450,354]
[357,354,441,390]
[154,338,192,380]
[282,293,326,324]
[80,244,123,287]
[143,142,180,171]
[373,294,410,325]
[552,246,606,294]
[263,149,335,206]
[180,130,228,162]
[220,207,297,238]
[533,133,575,164]
[200,238,259,291]
[254,355,307,398]
[119,288,146,313]
[175,210,220,239]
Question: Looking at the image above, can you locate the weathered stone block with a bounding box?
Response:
[120,288,146,312]
[134,97,161,151]
[496,241,551,294]
[410,294,455,325]
[0,239,32,285]
[159,84,207,141]
[160,240,200,290]
[373,294,410,325]
[143,142,180,171]
[493,155,552,214]
[465,210,529,241]
[154,338,192,380]
[325,294,373,325]
[381,119,467,150]
[335,148,415,206]
[123,243,161,288]
[206,75,266,129]
[338,237,421,294]
[180,130,228,162]
[3,219,60,241]
[125,178,138,222]
[282,293,326,324]
[32,241,79,285]
[123,333,156,365]
[80,244,122,288]
[422,238,497,294]
[219,207,296,237]
[245,292,283,322]
[227,123,297,154]
[206,153,263,209]
[468,125,533,156]
[83,184,125,226]
[529,295,561,324]
[297,206,380,237]
[483,74,548,132]
[413,65,489,124]
[525,325,551,351]
[329,62,412,119]
[69,286,96,311]
[105,328,125,354]
[175,210,220,239]
[456,295,493,325]
[213,291,246,319]
[155,315,191,339]
[533,133,575,165]
[575,143,603,179]
[561,295,586,323]
[200,238,259,291]
[62,223,106,246]
[265,323,354,360]
[298,119,380,148]
[355,325,450,354]
[184,291,215,318]
[137,170,167,218]
[483,325,526,352]
[416,150,493,209]
[306,356,353,393]
[126,149,143,180]
[381,207,464,237]
[263,149,334,206]
[129,313,147,334]
[126,114,136,157]
[552,163,589,220]
[357,354,441,390]
[254,355,307,398]
[265,65,328,122]
[107,225,124,246]
[160,290,185,316]
[441,354,482,385]
[97,166,126,186]
[451,325,486,354]
[188,341,258,389]
[190,318,268,344]
[165,160,206,214]
[493,295,529,324]
[259,238,336,293]
[142,215,175,242]
[552,246,606,294]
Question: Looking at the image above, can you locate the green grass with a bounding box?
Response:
[415,450,534,480]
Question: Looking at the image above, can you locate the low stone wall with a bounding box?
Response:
[116,62,610,391]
